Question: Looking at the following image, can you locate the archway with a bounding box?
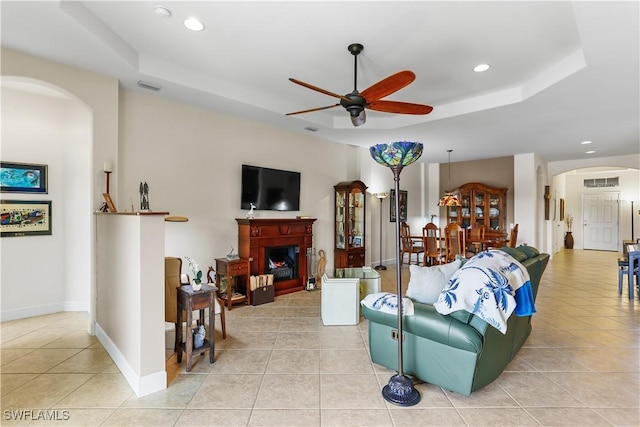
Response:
[1,77,93,322]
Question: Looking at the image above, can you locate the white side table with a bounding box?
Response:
[321,268,381,325]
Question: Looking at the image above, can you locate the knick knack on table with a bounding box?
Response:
[193,325,205,349]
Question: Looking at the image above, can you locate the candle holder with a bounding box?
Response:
[370,141,423,406]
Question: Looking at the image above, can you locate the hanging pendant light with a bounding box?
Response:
[438,149,461,207]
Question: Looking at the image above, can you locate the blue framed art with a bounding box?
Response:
[0,162,48,193]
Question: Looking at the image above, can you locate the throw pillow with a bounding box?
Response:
[517,245,539,258]
[406,259,462,304]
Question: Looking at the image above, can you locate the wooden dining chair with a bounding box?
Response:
[444,222,466,262]
[422,222,444,266]
[508,224,519,248]
[467,223,486,254]
[400,221,424,265]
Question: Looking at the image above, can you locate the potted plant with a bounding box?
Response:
[564,214,574,249]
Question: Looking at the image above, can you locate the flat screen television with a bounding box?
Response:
[241,164,301,211]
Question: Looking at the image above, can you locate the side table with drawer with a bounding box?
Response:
[215,257,251,310]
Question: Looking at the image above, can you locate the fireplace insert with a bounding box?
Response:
[265,246,299,282]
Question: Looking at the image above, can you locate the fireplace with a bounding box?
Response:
[237,218,316,296]
[265,245,299,282]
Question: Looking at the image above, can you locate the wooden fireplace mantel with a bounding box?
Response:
[236,218,317,296]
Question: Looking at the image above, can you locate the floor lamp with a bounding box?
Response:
[370,141,423,406]
[631,200,635,241]
[374,192,389,270]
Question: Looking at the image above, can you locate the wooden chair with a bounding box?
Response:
[467,223,486,254]
[422,222,444,266]
[400,222,424,265]
[164,257,182,324]
[444,222,466,262]
[618,244,640,299]
[508,224,519,248]
[491,223,519,249]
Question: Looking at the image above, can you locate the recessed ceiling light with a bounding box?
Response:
[473,63,491,72]
[304,126,318,132]
[581,140,593,145]
[153,5,171,18]
[184,17,204,31]
[586,150,596,154]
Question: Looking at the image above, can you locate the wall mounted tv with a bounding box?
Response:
[241,164,301,211]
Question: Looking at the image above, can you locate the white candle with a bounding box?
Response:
[103,162,112,172]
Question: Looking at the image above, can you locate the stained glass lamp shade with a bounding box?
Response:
[369,141,422,406]
[438,149,461,207]
[438,193,461,207]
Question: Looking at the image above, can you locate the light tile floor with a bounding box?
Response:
[1,249,638,426]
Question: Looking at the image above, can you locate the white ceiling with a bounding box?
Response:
[2,1,638,164]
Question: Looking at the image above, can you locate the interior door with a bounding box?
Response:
[582,192,619,251]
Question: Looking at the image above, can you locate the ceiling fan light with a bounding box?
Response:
[351,109,366,127]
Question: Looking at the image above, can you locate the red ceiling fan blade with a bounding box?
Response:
[289,78,352,103]
[286,104,340,116]
[367,100,433,115]
[360,71,416,102]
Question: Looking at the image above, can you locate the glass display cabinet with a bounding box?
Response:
[334,180,367,268]
[446,182,507,244]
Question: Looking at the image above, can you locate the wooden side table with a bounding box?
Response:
[175,284,216,372]
[215,257,251,310]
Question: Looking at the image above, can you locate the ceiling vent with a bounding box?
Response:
[137,80,162,92]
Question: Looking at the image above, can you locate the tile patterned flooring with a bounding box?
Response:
[1,249,638,426]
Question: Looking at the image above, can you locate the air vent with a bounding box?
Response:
[137,80,162,92]
[583,177,619,188]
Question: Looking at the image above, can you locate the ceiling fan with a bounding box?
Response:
[286,43,433,127]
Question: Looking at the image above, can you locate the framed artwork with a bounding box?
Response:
[0,162,48,193]
[102,193,117,212]
[560,198,565,221]
[1,200,52,237]
[390,189,408,222]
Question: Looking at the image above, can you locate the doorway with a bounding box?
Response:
[582,192,619,251]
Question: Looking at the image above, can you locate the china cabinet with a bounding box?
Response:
[334,180,367,268]
[445,182,507,243]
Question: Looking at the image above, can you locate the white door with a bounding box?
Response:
[582,192,619,251]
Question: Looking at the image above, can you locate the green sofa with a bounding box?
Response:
[362,246,549,396]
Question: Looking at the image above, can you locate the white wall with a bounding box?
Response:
[116,90,359,271]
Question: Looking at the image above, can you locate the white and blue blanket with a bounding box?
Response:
[361,292,415,316]
[433,250,535,334]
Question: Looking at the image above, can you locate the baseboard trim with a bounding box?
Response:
[95,323,167,397]
[0,302,64,322]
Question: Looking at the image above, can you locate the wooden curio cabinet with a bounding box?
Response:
[446,182,507,242]
[334,180,367,268]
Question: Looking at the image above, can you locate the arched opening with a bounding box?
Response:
[1,77,93,322]
[551,165,639,253]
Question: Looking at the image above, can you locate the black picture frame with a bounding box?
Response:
[390,189,408,222]
[0,200,52,237]
[0,162,48,193]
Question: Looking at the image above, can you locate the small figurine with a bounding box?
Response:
[315,249,326,286]
[246,202,256,219]
[139,181,150,211]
